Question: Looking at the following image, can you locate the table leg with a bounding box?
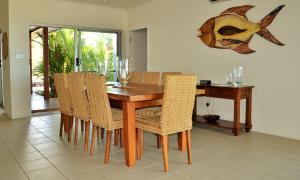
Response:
[233,90,241,136]
[177,132,187,151]
[123,101,136,167]
[245,89,253,132]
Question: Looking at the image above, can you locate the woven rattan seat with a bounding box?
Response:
[136,74,197,172]
[136,107,161,117]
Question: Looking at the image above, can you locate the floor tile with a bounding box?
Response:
[19,159,53,172]
[14,152,44,163]
[26,167,66,180]
[1,110,300,180]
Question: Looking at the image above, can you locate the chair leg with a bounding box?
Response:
[74,118,79,145]
[96,126,100,139]
[114,129,119,146]
[156,134,161,148]
[80,120,84,133]
[59,114,64,137]
[186,130,192,164]
[68,116,74,143]
[90,125,97,156]
[104,130,112,164]
[177,132,187,151]
[119,128,123,148]
[136,129,141,160]
[141,130,144,155]
[101,128,105,139]
[84,121,90,152]
[63,114,69,133]
[161,135,169,172]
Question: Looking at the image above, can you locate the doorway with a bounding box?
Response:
[130,29,147,71]
[29,26,121,113]
[0,32,3,107]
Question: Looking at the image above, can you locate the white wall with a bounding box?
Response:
[0,0,12,117]
[6,0,127,119]
[128,0,300,140]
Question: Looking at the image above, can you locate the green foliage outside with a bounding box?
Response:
[80,33,115,81]
[33,28,115,98]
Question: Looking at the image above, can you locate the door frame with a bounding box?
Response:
[129,28,148,71]
[0,32,4,107]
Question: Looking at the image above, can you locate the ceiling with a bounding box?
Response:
[61,0,154,9]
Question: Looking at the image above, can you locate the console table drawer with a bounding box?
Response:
[206,88,235,99]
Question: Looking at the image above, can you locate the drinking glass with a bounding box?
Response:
[226,73,233,84]
[233,66,243,85]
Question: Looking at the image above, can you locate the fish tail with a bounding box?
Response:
[257,5,285,46]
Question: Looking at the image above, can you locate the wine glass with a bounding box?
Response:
[98,59,109,78]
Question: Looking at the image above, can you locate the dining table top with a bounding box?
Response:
[106,83,164,102]
[106,82,206,102]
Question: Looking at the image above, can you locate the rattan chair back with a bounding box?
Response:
[129,72,160,85]
[67,73,90,120]
[160,75,197,135]
[161,72,183,86]
[54,73,72,115]
[84,73,115,128]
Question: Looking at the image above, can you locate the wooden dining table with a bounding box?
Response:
[63,82,205,167]
[107,83,205,167]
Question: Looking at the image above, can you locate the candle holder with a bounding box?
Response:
[117,58,131,87]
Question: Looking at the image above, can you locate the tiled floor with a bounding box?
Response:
[31,94,59,113]
[0,109,300,180]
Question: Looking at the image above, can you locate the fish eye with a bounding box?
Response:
[218,26,247,36]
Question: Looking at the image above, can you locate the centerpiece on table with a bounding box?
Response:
[117,58,131,87]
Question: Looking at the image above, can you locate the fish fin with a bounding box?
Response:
[220,5,255,19]
[257,5,285,46]
[220,39,245,46]
[246,35,254,43]
[257,28,284,46]
[259,5,285,28]
[233,43,256,54]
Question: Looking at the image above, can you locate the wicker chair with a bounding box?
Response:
[129,72,160,86]
[54,73,73,142]
[160,72,183,86]
[136,74,197,172]
[67,72,91,152]
[84,73,123,164]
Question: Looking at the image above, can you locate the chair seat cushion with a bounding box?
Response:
[112,108,123,122]
[136,107,162,116]
[93,108,123,130]
[136,107,162,134]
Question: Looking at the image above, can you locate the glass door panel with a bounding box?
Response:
[76,30,120,81]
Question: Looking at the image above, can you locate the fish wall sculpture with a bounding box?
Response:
[198,5,285,54]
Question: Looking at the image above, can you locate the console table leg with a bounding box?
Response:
[193,96,198,119]
[245,89,253,132]
[233,90,241,136]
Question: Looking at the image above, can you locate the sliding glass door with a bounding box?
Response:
[75,29,121,81]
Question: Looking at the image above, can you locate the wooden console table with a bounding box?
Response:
[193,84,254,136]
